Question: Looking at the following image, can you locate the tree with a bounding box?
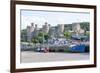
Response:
[64,31,72,39]
[44,33,49,42]
[38,32,43,37]
[38,32,49,43]
[80,22,90,31]
[21,29,27,42]
[32,37,39,45]
[38,37,43,44]
[85,31,90,37]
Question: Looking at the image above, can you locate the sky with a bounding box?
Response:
[21,10,90,29]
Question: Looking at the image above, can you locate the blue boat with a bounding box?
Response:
[68,35,89,53]
[69,44,86,52]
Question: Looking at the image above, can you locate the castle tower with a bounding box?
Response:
[33,24,38,37]
[57,24,64,37]
[42,22,50,33]
[72,23,84,36]
[27,23,35,42]
[30,23,35,33]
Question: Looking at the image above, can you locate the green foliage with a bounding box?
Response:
[38,32,49,42]
[31,32,50,44]
[32,37,39,44]
[38,32,43,37]
[44,33,49,41]
[85,31,90,37]
[38,37,43,43]
[64,31,72,39]
[21,29,27,35]
[21,29,27,42]
[80,22,90,31]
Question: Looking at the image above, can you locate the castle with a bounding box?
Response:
[25,22,85,42]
